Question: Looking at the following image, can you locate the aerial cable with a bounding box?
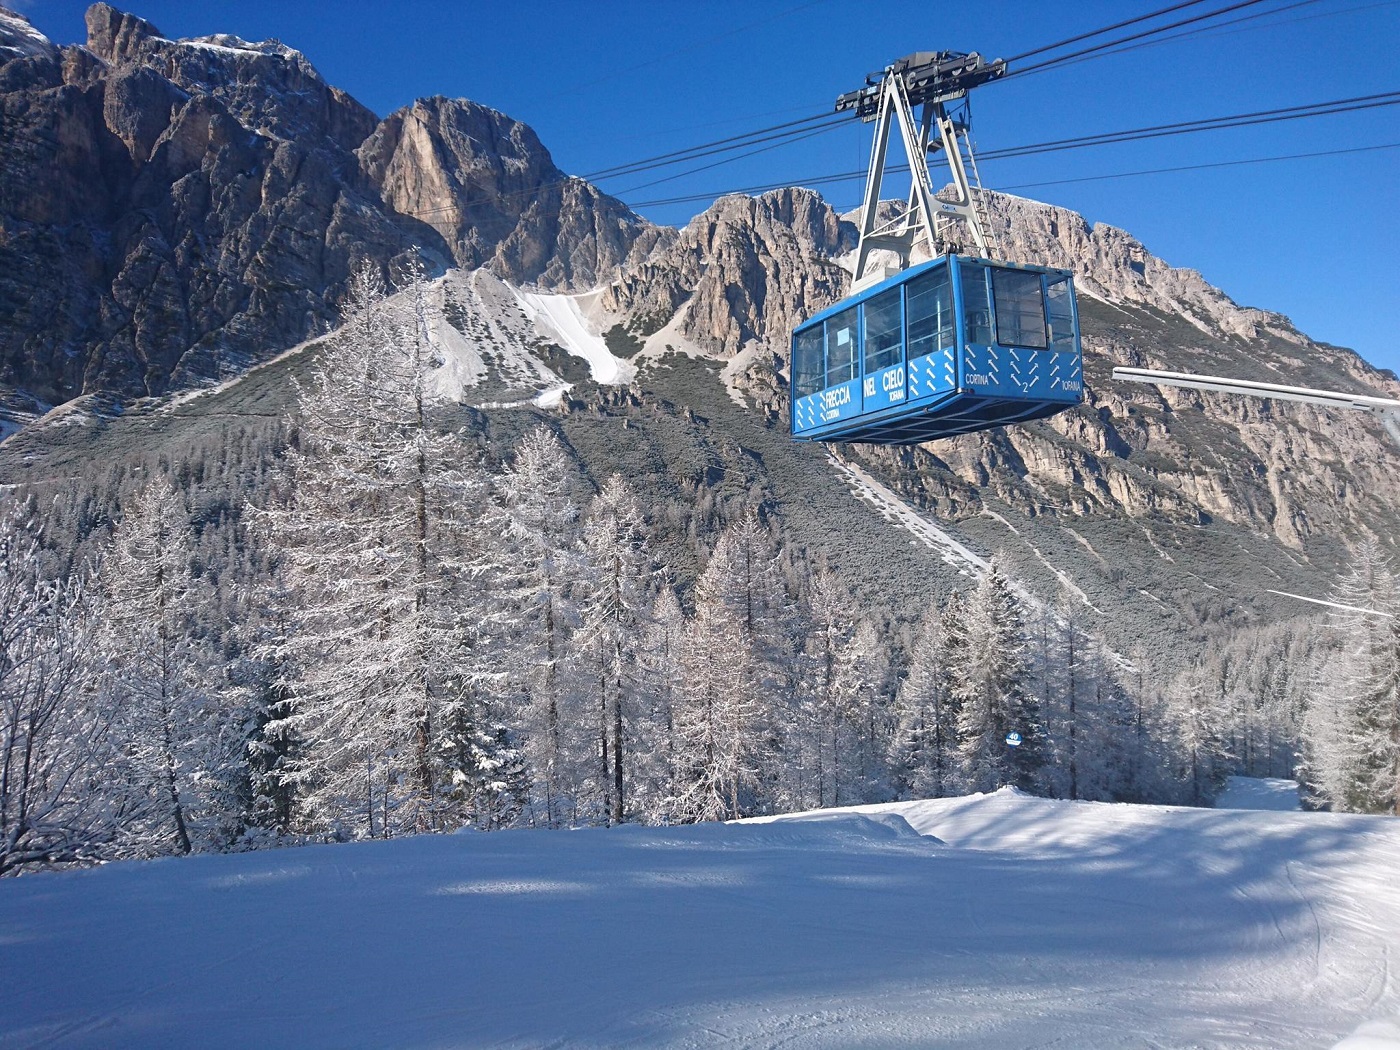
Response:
[981,90,1400,160]
[580,112,837,181]
[1007,0,1277,78]
[610,123,846,198]
[586,0,1292,184]
[622,134,1399,209]
[1005,0,1217,62]
[996,141,1400,192]
[1049,0,1327,66]
[616,91,1400,209]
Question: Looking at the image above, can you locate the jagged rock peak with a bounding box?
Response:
[602,186,855,354]
[78,3,372,150]
[85,4,303,67]
[361,95,667,290]
[0,8,57,62]
[84,3,161,64]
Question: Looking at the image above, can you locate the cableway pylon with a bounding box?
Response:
[838,51,1007,294]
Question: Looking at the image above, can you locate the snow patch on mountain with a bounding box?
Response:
[513,288,634,385]
[0,10,54,60]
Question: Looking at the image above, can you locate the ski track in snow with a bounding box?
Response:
[1,787,1397,1049]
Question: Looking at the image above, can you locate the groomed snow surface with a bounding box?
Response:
[3,786,1398,1049]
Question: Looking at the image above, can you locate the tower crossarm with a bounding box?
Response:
[836,51,1007,121]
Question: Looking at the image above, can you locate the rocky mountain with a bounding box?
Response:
[0,4,658,412]
[2,3,1397,666]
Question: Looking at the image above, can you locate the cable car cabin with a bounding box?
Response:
[790,255,1084,444]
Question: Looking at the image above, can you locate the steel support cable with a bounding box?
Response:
[981,91,1400,160]
[619,91,1400,207]
[1006,0,1277,79]
[580,112,838,181]
[610,123,848,198]
[584,0,1289,184]
[1042,0,1329,68]
[1005,0,1216,62]
[997,140,1400,192]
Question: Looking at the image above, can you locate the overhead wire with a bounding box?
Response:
[1005,0,1215,61]
[580,112,839,181]
[1004,0,1277,79]
[995,140,1400,192]
[580,0,1297,187]
[618,91,1400,208]
[1041,0,1327,67]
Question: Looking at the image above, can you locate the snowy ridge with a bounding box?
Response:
[2,786,1397,1048]
[0,10,54,60]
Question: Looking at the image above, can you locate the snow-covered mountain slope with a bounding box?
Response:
[2,787,1396,1049]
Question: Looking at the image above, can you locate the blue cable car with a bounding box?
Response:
[789,254,1084,445]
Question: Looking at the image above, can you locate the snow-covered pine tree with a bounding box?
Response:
[577,474,654,824]
[96,479,235,855]
[1033,590,1095,800]
[801,565,853,808]
[1304,541,1400,814]
[672,563,754,822]
[953,564,1039,793]
[487,426,586,827]
[669,514,790,822]
[268,262,491,838]
[0,502,117,874]
[1164,661,1231,805]
[829,617,891,805]
[891,602,958,800]
[631,585,685,823]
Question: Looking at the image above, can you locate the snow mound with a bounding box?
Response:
[1334,1016,1400,1049]
[1215,776,1302,811]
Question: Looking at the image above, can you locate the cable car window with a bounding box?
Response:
[960,262,993,346]
[992,268,1048,349]
[863,288,902,374]
[1046,276,1076,353]
[793,325,824,398]
[905,266,953,360]
[825,306,858,385]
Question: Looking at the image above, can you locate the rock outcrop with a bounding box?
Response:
[600,187,854,353]
[0,4,661,407]
[359,97,670,289]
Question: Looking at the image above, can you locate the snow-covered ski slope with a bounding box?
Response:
[2,788,1398,1049]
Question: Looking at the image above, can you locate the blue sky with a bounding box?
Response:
[20,0,1400,377]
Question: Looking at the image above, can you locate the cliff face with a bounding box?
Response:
[359,97,671,290]
[0,5,661,406]
[600,187,854,351]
